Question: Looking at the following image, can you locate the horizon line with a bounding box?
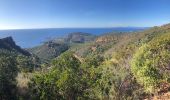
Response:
[0,26,151,30]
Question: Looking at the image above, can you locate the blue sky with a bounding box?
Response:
[0,0,170,29]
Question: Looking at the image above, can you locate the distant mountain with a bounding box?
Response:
[27,41,69,63]
[28,32,96,62]
[2,24,170,99]
[65,32,96,43]
[0,27,144,48]
[0,36,31,56]
[0,36,40,72]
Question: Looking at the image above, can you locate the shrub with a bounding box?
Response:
[29,52,83,100]
[131,33,170,93]
[0,51,18,99]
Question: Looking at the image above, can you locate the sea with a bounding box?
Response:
[0,27,147,48]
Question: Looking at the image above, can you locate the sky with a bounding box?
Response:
[0,0,170,29]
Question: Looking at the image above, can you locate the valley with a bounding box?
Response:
[0,24,170,99]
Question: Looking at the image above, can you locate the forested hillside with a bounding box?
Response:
[0,24,170,100]
[27,32,96,63]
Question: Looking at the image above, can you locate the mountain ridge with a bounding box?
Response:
[0,36,31,56]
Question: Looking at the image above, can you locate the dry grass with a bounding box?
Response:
[16,72,33,96]
[16,72,32,88]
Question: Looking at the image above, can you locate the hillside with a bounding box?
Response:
[28,32,96,63]
[0,36,31,56]
[1,24,170,100]
[28,41,69,63]
[68,23,170,99]
[65,32,96,43]
[0,36,40,72]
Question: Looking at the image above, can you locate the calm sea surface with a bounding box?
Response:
[0,28,147,48]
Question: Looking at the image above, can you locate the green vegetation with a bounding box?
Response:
[0,50,18,99]
[27,42,69,63]
[1,24,170,99]
[27,32,96,63]
[29,52,82,100]
[131,33,170,93]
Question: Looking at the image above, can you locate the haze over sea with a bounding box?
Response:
[0,27,146,48]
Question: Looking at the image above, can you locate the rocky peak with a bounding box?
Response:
[0,36,31,56]
[0,36,16,46]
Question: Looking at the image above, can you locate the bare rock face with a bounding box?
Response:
[0,36,31,56]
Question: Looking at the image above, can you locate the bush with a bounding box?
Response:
[0,51,18,99]
[131,33,170,93]
[29,52,83,100]
[17,55,34,72]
